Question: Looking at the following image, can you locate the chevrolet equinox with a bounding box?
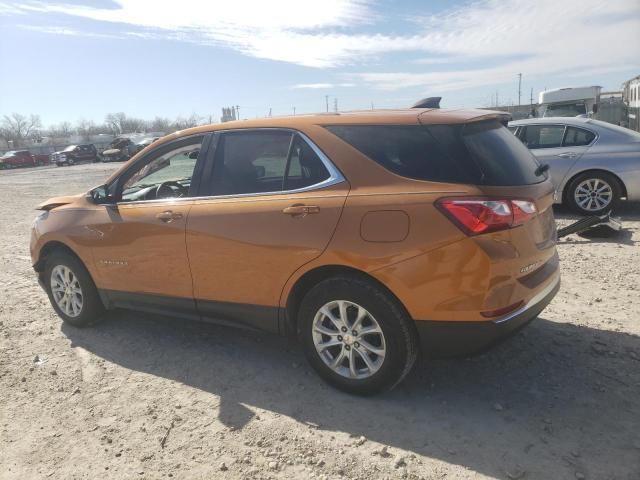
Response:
[31,109,560,394]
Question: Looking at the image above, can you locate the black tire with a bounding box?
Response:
[67,158,75,166]
[298,275,418,395]
[44,250,104,327]
[566,171,622,215]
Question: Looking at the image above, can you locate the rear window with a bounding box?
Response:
[325,120,543,186]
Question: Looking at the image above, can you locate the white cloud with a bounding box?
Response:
[11,0,377,67]
[18,24,124,39]
[6,0,640,91]
[293,83,356,89]
[353,0,640,91]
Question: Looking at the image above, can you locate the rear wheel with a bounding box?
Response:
[299,275,418,395]
[44,251,104,327]
[566,171,621,215]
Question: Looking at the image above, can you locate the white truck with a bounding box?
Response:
[538,86,602,118]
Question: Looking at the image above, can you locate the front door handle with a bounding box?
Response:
[155,210,183,222]
[556,152,578,158]
[282,204,320,216]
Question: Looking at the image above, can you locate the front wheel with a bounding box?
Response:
[299,275,418,395]
[44,251,104,327]
[566,172,622,215]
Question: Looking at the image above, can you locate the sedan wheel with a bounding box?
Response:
[574,178,613,212]
[312,300,386,380]
[567,172,622,215]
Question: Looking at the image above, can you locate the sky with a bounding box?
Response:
[0,0,639,127]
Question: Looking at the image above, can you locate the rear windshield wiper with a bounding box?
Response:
[535,163,550,176]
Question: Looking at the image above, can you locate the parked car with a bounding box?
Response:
[133,137,160,154]
[51,144,98,166]
[101,138,136,162]
[0,150,48,169]
[509,117,640,214]
[31,109,560,394]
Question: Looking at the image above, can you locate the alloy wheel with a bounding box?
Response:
[50,265,83,317]
[574,178,613,212]
[312,300,386,379]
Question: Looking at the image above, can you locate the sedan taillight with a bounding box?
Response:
[436,197,537,236]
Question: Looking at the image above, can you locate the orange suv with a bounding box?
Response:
[31,109,560,394]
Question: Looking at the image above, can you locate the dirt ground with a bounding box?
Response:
[1,163,639,480]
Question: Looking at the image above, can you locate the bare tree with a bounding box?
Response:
[76,119,96,141]
[149,116,170,133]
[105,112,146,135]
[48,121,73,140]
[104,112,126,136]
[0,113,42,147]
[172,113,202,131]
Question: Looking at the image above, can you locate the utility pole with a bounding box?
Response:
[371,102,374,110]
[496,91,499,107]
[235,105,240,120]
[268,108,272,117]
[325,95,329,113]
[530,88,534,106]
[518,73,522,106]
[334,97,338,112]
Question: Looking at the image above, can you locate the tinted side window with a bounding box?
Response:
[326,121,542,186]
[211,131,292,195]
[521,125,565,148]
[563,127,596,147]
[285,135,330,190]
[325,125,479,184]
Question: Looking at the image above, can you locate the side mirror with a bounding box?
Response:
[89,184,112,204]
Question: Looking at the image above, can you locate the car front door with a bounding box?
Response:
[89,134,209,314]
[186,129,349,332]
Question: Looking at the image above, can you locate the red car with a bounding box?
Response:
[0,150,49,169]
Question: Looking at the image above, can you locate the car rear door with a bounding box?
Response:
[185,129,349,332]
[519,124,588,197]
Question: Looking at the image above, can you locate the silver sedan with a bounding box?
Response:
[508,117,640,214]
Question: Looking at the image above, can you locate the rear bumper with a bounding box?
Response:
[414,274,560,358]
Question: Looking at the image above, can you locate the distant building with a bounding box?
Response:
[622,75,640,132]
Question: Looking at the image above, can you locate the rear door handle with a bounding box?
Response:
[282,204,320,216]
[155,210,183,222]
[556,152,578,158]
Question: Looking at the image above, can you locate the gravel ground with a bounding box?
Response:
[1,163,639,480]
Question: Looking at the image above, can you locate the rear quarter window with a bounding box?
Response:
[325,120,543,186]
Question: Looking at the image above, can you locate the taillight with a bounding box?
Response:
[436,197,537,236]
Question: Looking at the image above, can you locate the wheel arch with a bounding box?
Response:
[561,168,627,204]
[284,264,411,337]
[34,240,84,273]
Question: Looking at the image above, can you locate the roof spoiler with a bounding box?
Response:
[411,97,441,109]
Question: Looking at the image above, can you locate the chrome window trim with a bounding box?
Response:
[516,122,599,148]
[114,129,346,206]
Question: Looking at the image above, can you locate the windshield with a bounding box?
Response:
[63,145,76,152]
[1,151,17,158]
[544,103,587,117]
